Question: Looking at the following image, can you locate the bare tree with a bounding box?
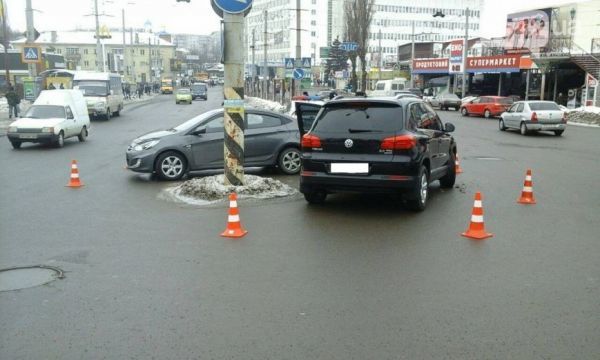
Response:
[344,0,375,91]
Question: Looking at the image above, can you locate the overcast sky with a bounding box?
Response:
[3,0,590,38]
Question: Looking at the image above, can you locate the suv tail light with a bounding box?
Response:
[531,112,538,122]
[380,134,417,150]
[301,134,322,149]
[562,111,567,123]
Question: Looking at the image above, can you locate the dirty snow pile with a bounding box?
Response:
[168,174,297,203]
[245,96,287,113]
[566,106,600,126]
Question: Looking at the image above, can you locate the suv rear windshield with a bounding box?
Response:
[528,102,560,111]
[313,103,402,133]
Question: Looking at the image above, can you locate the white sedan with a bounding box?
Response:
[499,101,566,136]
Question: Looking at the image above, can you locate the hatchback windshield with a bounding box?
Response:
[313,103,402,133]
[529,102,560,111]
[173,109,222,131]
[24,105,66,119]
[74,81,109,96]
[177,89,191,94]
[442,94,460,100]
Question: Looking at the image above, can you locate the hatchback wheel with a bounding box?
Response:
[499,119,506,131]
[55,131,65,148]
[105,109,111,121]
[155,151,187,181]
[461,107,468,116]
[10,140,21,149]
[78,126,88,142]
[278,147,301,175]
[484,109,491,118]
[520,122,528,136]
[406,165,429,212]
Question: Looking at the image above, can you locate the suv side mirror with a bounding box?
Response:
[444,123,455,132]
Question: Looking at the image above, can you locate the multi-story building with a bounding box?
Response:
[327,0,482,66]
[12,30,176,83]
[245,0,323,70]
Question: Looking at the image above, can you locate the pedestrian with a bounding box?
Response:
[48,83,56,90]
[5,85,21,119]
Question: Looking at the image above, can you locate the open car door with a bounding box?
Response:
[294,101,323,136]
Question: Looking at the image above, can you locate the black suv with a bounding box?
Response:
[295,98,457,211]
[191,83,208,100]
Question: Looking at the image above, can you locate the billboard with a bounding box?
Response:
[504,9,551,54]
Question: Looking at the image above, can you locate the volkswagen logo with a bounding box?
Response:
[344,139,354,148]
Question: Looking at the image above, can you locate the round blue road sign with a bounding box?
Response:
[293,68,305,80]
[211,0,253,16]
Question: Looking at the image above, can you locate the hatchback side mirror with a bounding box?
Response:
[444,123,455,132]
[192,127,206,136]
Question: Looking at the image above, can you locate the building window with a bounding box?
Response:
[66,48,79,55]
[84,49,88,55]
[84,60,90,67]
[140,49,145,55]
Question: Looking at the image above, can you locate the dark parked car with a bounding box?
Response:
[126,108,301,180]
[190,83,208,100]
[428,93,462,110]
[296,98,457,211]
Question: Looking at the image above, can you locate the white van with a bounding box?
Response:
[371,78,409,97]
[7,90,91,149]
[73,72,124,120]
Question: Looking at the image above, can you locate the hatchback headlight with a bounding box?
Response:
[133,139,160,151]
[41,127,54,133]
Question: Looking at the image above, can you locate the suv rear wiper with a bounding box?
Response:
[348,128,380,133]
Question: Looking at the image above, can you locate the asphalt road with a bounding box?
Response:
[1,91,599,359]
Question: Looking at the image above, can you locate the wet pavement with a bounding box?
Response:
[1,93,599,359]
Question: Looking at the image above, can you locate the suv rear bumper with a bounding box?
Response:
[300,171,417,194]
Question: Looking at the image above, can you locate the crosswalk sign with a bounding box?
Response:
[284,58,294,69]
[22,46,42,63]
[301,57,311,69]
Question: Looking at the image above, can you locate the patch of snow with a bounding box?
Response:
[163,174,298,205]
[245,96,287,114]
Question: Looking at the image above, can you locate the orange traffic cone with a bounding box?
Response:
[455,154,463,174]
[66,160,84,188]
[461,192,493,240]
[220,193,247,238]
[517,169,536,205]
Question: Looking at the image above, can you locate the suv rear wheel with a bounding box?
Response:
[405,165,429,212]
[304,190,327,205]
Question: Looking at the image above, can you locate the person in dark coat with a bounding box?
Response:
[5,85,21,119]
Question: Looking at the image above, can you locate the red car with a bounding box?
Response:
[460,96,514,118]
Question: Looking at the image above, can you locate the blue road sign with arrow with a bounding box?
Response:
[211,0,253,17]
[293,68,305,80]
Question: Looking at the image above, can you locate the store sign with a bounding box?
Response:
[449,40,464,74]
[466,55,521,73]
[412,58,449,74]
[587,74,598,88]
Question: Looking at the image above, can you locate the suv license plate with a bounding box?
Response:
[330,163,369,174]
[20,134,38,139]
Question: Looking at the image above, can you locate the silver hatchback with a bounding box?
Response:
[499,101,566,136]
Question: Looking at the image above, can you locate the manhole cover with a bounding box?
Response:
[0,265,64,292]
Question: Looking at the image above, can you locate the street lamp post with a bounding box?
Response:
[462,7,469,97]
[410,20,415,88]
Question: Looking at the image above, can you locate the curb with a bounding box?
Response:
[567,121,600,128]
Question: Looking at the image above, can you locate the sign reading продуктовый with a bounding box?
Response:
[211,0,253,17]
